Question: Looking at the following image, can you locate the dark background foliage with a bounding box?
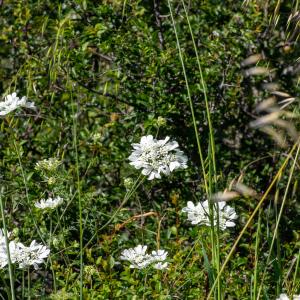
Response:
[0,0,299,298]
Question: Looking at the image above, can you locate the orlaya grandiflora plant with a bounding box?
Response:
[129,135,187,180]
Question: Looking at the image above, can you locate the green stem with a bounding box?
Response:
[253,209,261,299]
[256,140,300,299]
[27,268,30,300]
[0,191,15,300]
[207,141,298,299]
[70,92,83,299]
[167,0,209,197]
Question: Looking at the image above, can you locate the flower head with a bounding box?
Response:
[276,294,300,300]
[181,200,210,225]
[17,240,50,270]
[182,201,237,230]
[129,135,187,180]
[218,202,238,230]
[120,245,152,269]
[0,240,21,268]
[0,228,49,270]
[120,245,169,270]
[35,158,62,172]
[35,196,63,210]
[151,249,168,270]
[0,92,35,116]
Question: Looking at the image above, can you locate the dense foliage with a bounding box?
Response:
[0,0,299,299]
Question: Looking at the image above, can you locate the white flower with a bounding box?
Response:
[0,92,35,116]
[0,240,21,268]
[151,249,168,270]
[129,135,187,180]
[151,249,168,261]
[182,200,237,230]
[120,246,169,270]
[17,240,50,270]
[35,158,61,172]
[0,228,10,246]
[120,245,152,269]
[276,294,300,300]
[35,196,63,210]
[153,262,169,270]
[181,200,210,225]
[217,201,238,230]
[0,229,50,270]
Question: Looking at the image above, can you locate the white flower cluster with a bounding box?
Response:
[277,294,300,300]
[35,196,63,210]
[120,245,168,270]
[35,158,62,172]
[182,200,237,230]
[0,92,35,116]
[0,229,49,270]
[129,135,187,180]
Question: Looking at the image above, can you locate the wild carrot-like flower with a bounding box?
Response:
[0,229,50,270]
[120,245,169,270]
[276,294,300,300]
[128,135,187,180]
[35,196,63,210]
[120,245,152,269]
[217,201,238,229]
[0,92,35,116]
[182,200,237,230]
[35,158,62,172]
[17,240,50,270]
[181,201,210,225]
[0,240,21,268]
[151,249,168,270]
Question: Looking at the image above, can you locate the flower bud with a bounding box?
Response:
[124,177,134,190]
[156,116,167,127]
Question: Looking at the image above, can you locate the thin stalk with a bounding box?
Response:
[0,192,15,300]
[12,133,57,293]
[80,174,145,252]
[252,209,262,299]
[173,1,219,297]
[48,215,57,292]
[27,268,30,300]
[180,0,217,182]
[99,175,145,232]
[207,141,298,299]
[291,249,300,295]
[70,91,83,299]
[22,270,25,299]
[256,140,300,299]
[13,138,45,244]
[167,0,209,197]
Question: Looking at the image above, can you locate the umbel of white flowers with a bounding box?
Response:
[0,229,50,270]
[120,245,168,270]
[35,196,63,210]
[182,200,238,230]
[35,158,62,172]
[277,294,300,300]
[0,92,35,116]
[129,135,188,180]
